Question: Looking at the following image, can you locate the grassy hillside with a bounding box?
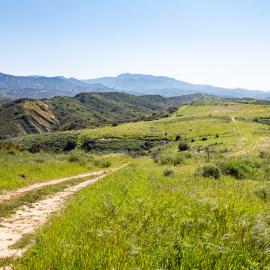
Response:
[0,92,205,139]
[8,98,270,155]
[1,98,270,268]
[3,99,269,268]
[16,159,270,269]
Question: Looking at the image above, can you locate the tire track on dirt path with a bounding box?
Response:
[0,164,128,261]
[0,168,115,203]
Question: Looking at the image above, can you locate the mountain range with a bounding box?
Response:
[0,72,270,100]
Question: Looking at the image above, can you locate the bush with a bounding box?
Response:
[175,135,181,141]
[255,186,270,202]
[201,136,208,141]
[81,138,95,152]
[163,168,175,177]
[28,143,41,153]
[0,142,21,151]
[151,148,160,160]
[94,159,111,168]
[154,153,184,166]
[202,164,221,179]
[68,151,86,165]
[218,160,251,180]
[182,152,192,159]
[178,142,190,152]
[63,140,77,152]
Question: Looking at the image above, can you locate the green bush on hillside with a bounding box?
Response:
[255,186,270,202]
[154,153,184,166]
[163,168,175,177]
[218,159,252,180]
[63,140,77,152]
[201,164,221,179]
[178,142,190,151]
[81,138,95,152]
[28,143,42,153]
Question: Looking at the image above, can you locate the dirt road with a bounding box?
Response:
[0,169,112,202]
[0,164,127,261]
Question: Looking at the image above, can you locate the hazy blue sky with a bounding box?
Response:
[1,0,270,90]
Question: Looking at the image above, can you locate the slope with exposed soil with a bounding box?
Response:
[0,92,202,139]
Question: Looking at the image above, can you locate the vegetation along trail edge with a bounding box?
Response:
[0,164,128,260]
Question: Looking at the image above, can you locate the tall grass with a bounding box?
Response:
[0,150,128,192]
[16,159,270,269]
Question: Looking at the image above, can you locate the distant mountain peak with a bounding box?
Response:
[0,71,269,100]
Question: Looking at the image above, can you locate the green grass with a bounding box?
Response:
[0,175,97,218]
[0,150,128,192]
[9,102,269,157]
[3,100,270,269]
[16,158,270,269]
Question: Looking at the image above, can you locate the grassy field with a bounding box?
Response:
[16,157,270,269]
[9,101,270,156]
[2,100,270,268]
[0,150,128,192]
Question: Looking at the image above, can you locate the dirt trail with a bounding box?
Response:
[0,169,113,203]
[0,164,127,260]
[227,143,257,158]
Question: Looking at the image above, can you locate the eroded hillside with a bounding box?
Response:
[0,92,206,139]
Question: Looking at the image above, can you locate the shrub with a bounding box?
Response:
[154,153,184,166]
[0,142,21,151]
[202,164,221,179]
[255,186,270,202]
[218,160,252,180]
[183,152,192,159]
[94,159,111,168]
[63,140,76,152]
[143,141,152,150]
[163,168,175,177]
[175,135,181,141]
[151,148,160,160]
[28,143,41,153]
[68,151,86,165]
[201,136,208,141]
[178,142,190,152]
[81,138,95,152]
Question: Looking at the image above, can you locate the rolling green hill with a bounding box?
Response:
[3,98,270,269]
[0,92,207,139]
